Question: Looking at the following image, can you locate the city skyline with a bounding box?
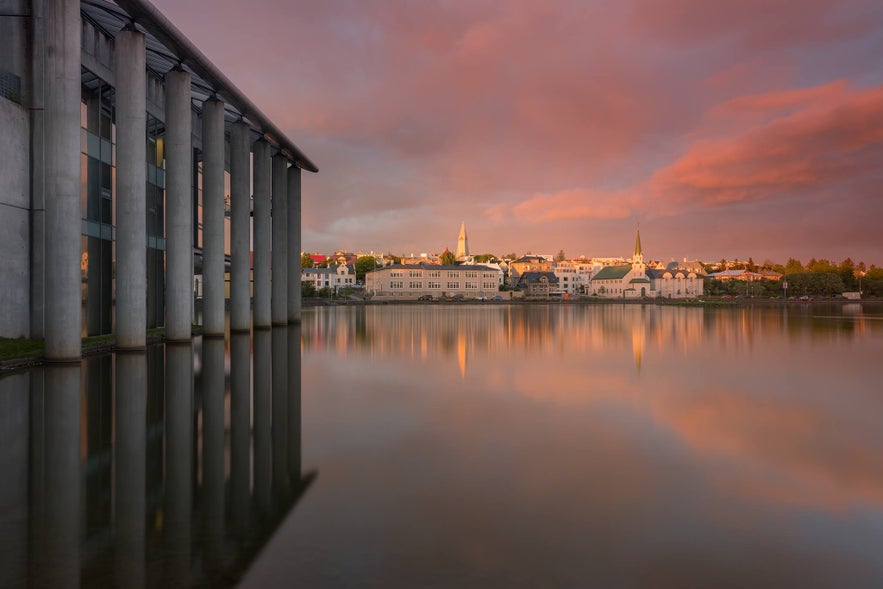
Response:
[153,0,883,265]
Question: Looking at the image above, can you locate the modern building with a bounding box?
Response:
[0,0,316,358]
[365,264,500,299]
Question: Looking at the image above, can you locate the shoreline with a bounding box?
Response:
[2,298,879,373]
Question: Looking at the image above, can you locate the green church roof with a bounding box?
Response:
[592,265,632,280]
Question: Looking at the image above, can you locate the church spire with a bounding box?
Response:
[456,222,469,259]
[633,229,644,266]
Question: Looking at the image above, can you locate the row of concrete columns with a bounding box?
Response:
[31,327,305,586]
[43,3,303,360]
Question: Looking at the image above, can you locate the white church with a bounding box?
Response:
[589,232,703,299]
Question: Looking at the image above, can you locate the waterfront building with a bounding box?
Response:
[515,272,559,298]
[707,269,783,282]
[508,255,554,285]
[589,231,703,299]
[0,0,316,355]
[303,264,356,292]
[553,260,597,295]
[365,264,499,299]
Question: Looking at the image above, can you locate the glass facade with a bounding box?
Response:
[80,69,115,337]
[146,113,166,329]
[80,68,167,336]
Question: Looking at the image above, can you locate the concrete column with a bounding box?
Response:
[252,141,272,328]
[114,352,147,589]
[230,333,251,534]
[287,166,302,323]
[43,0,82,360]
[202,98,226,337]
[287,325,302,478]
[164,70,193,341]
[201,337,226,568]
[115,29,148,350]
[41,364,81,589]
[271,154,288,326]
[272,328,289,497]
[164,342,193,587]
[253,329,272,514]
[230,122,251,332]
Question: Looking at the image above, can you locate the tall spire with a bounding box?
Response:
[634,229,642,258]
[456,222,469,259]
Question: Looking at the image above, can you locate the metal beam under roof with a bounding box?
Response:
[81,0,318,173]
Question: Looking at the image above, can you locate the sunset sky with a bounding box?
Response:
[153,0,883,265]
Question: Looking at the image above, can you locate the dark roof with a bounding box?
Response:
[370,264,497,272]
[629,277,650,284]
[592,265,632,280]
[512,256,550,264]
[517,271,559,284]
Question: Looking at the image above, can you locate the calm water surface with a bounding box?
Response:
[1,304,882,588]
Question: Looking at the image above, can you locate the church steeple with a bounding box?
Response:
[456,222,469,259]
[633,229,644,266]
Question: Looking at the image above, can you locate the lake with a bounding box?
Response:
[2,303,882,588]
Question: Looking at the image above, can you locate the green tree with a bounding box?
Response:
[301,252,314,268]
[385,252,402,265]
[784,258,804,274]
[439,250,456,265]
[555,249,566,262]
[474,253,497,263]
[747,257,757,272]
[503,252,518,260]
[355,255,377,281]
[301,281,317,297]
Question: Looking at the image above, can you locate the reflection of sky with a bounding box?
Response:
[245,304,883,588]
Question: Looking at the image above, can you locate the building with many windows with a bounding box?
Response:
[366,264,500,299]
[0,0,316,357]
[302,264,356,293]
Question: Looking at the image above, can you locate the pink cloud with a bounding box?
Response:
[651,83,883,206]
[512,188,638,223]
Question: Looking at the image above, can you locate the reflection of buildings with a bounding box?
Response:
[0,332,313,587]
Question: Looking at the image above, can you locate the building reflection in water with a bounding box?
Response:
[0,328,314,588]
[303,303,880,378]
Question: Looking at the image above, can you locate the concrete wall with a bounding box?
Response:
[0,96,31,337]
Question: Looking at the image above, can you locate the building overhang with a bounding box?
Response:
[81,0,318,172]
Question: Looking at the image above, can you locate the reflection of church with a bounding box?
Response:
[590,231,703,299]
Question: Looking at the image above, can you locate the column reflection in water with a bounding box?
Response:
[287,325,301,479]
[253,330,272,515]
[271,328,289,498]
[230,333,252,534]
[114,352,147,589]
[164,342,193,586]
[201,337,226,571]
[40,364,81,589]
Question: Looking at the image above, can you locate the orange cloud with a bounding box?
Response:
[512,188,638,223]
[650,83,883,206]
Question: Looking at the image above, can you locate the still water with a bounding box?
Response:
[2,304,882,588]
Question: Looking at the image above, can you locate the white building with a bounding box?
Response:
[302,264,355,292]
[366,264,499,299]
[553,260,597,294]
[589,231,703,299]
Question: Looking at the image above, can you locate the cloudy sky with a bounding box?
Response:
[154,0,883,264]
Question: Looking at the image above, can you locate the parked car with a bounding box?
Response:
[417,294,433,301]
[491,295,503,301]
[799,295,811,301]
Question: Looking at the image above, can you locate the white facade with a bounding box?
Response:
[366,264,499,299]
[553,261,596,294]
[302,263,355,292]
